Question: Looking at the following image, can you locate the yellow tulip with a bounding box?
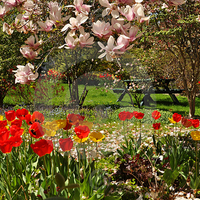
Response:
[56,120,67,129]
[73,135,88,143]
[191,131,200,141]
[79,121,93,130]
[0,115,3,120]
[44,121,59,131]
[168,117,176,124]
[43,127,57,136]
[89,131,105,143]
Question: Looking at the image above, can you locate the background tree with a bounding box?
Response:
[141,0,200,117]
[52,45,130,106]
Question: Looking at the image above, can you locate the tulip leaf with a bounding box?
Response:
[163,168,179,185]
[45,197,69,200]
[61,183,79,190]
[55,173,66,188]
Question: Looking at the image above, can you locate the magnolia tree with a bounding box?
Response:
[0,0,188,107]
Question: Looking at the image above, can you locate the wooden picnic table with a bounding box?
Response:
[113,78,184,106]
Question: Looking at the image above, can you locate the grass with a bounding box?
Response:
[3,82,200,118]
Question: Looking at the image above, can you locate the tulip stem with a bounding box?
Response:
[6,154,10,184]
[96,142,98,169]
[43,156,48,193]
[66,151,69,181]
[195,141,198,197]
[123,121,125,135]
[77,146,81,200]
[49,153,54,195]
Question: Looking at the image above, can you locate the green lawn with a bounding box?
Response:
[3,83,200,118]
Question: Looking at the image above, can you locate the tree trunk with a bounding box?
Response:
[187,92,196,118]
[71,79,79,107]
[0,91,6,108]
[0,95,4,108]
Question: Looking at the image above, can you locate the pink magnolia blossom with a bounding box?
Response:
[98,36,124,61]
[127,26,142,42]
[21,20,37,33]
[197,15,200,22]
[99,0,119,18]
[24,35,43,50]
[79,28,94,48]
[14,14,22,27]
[38,19,54,32]
[20,46,40,60]
[61,13,88,33]
[59,33,79,49]
[119,5,135,21]
[0,5,7,18]
[23,0,34,12]
[22,12,31,20]
[14,63,38,84]
[116,35,133,52]
[133,3,149,23]
[116,0,133,5]
[3,0,17,8]
[49,1,70,25]
[169,0,186,6]
[111,18,130,34]
[3,23,13,35]
[67,0,91,15]
[3,0,25,9]
[92,20,112,39]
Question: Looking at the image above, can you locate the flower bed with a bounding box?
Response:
[0,108,200,199]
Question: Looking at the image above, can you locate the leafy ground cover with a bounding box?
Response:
[2,80,200,199]
[0,107,200,199]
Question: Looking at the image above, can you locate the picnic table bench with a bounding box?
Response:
[113,78,184,106]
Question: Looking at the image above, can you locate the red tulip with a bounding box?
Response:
[9,135,23,147]
[133,111,138,117]
[134,112,144,119]
[29,122,45,138]
[25,114,32,125]
[67,113,85,126]
[10,125,23,136]
[5,110,16,121]
[30,139,53,157]
[16,108,29,120]
[11,119,22,127]
[172,113,182,123]
[76,114,85,122]
[126,112,134,119]
[190,119,200,128]
[153,123,161,130]
[31,111,45,124]
[181,117,192,128]
[152,110,161,120]
[0,120,7,128]
[0,140,14,153]
[74,125,90,139]
[59,138,73,151]
[0,127,10,141]
[118,111,127,121]
[63,118,72,130]
[119,111,134,121]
